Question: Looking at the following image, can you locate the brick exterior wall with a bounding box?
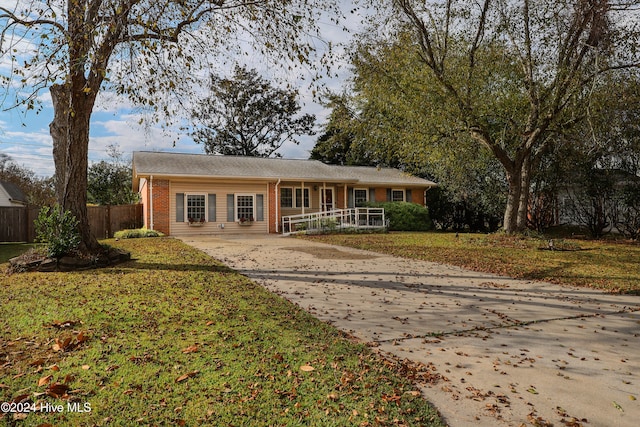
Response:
[371,187,426,206]
[408,190,426,206]
[336,186,345,209]
[151,179,170,235]
[374,188,387,203]
[145,177,429,235]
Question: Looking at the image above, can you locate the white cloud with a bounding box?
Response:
[0,0,365,177]
[89,115,203,162]
[0,124,54,176]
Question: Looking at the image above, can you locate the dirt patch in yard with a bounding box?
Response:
[282,246,379,260]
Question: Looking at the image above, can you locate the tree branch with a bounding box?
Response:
[0,6,67,36]
[467,0,491,101]
[122,0,266,43]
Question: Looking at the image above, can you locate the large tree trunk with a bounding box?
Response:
[517,155,532,231]
[503,168,522,234]
[49,83,101,253]
[502,150,535,234]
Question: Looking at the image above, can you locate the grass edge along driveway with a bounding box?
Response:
[0,238,444,427]
[304,232,640,294]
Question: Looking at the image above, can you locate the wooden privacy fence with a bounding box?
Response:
[0,204,143,243]
[0,207,39,243]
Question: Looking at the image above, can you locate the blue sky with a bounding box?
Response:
[0,1,361,178]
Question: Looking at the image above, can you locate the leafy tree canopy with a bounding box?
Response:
[87,145,139,206]
[192,65,316,157]
[310,93,372,165]
[347,0,640,232]
[0,0,340,251]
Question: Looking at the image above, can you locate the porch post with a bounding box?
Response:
[275,179,281,233]
[323,182,327,211]
[343,184,347,210]
[301,181,305,215]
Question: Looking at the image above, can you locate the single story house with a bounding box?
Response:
[0,181,28,207]
[132,151,437,235]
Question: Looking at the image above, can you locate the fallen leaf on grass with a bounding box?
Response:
[381,393,402,405]
[175,371,199,383]
[52,331,88,352]
[38,375,53,387]
[300,365,315,372]
[76,331,88,343]
[181,345,198,354]
[29,358,45,367]
[46,383,69,398]
[49,320,80,329]
[10,394,30,404]
[52,337,72,352]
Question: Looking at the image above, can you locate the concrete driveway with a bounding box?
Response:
[180,234,640,427]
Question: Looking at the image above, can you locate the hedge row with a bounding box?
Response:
[362,202,433,231]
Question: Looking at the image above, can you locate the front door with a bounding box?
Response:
[321,188,334,212]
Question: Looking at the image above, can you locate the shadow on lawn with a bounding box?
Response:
[96,259,237,274]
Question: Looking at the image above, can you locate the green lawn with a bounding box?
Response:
[305,232,640,294]
[0,238,444,426]
[0,243,37,264]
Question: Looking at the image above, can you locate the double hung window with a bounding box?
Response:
[391,189,405,202]
[295,188,310,208]
[354,188,368,206]
[236,194,255,221]
[280,187,309,208]
[281,188,293,208]
[187,194,206,222]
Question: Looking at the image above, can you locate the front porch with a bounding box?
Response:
[281,208,387,235]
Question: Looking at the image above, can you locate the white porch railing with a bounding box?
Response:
[281,208,386,235]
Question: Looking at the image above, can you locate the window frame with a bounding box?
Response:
[185,193,207,222]
[295,187,310,208]
[280,187,293,208]
[391,189,405,202]
[235,193,256,222]
[354,188,369,206]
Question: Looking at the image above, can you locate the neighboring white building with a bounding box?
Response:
[0,181,28,207]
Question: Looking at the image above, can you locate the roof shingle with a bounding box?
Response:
[0,180,27,203]
[132,152,436,187]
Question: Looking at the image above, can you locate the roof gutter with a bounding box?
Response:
[133,172,359,184]
[275,178,281,233]
[149,175,154,231]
